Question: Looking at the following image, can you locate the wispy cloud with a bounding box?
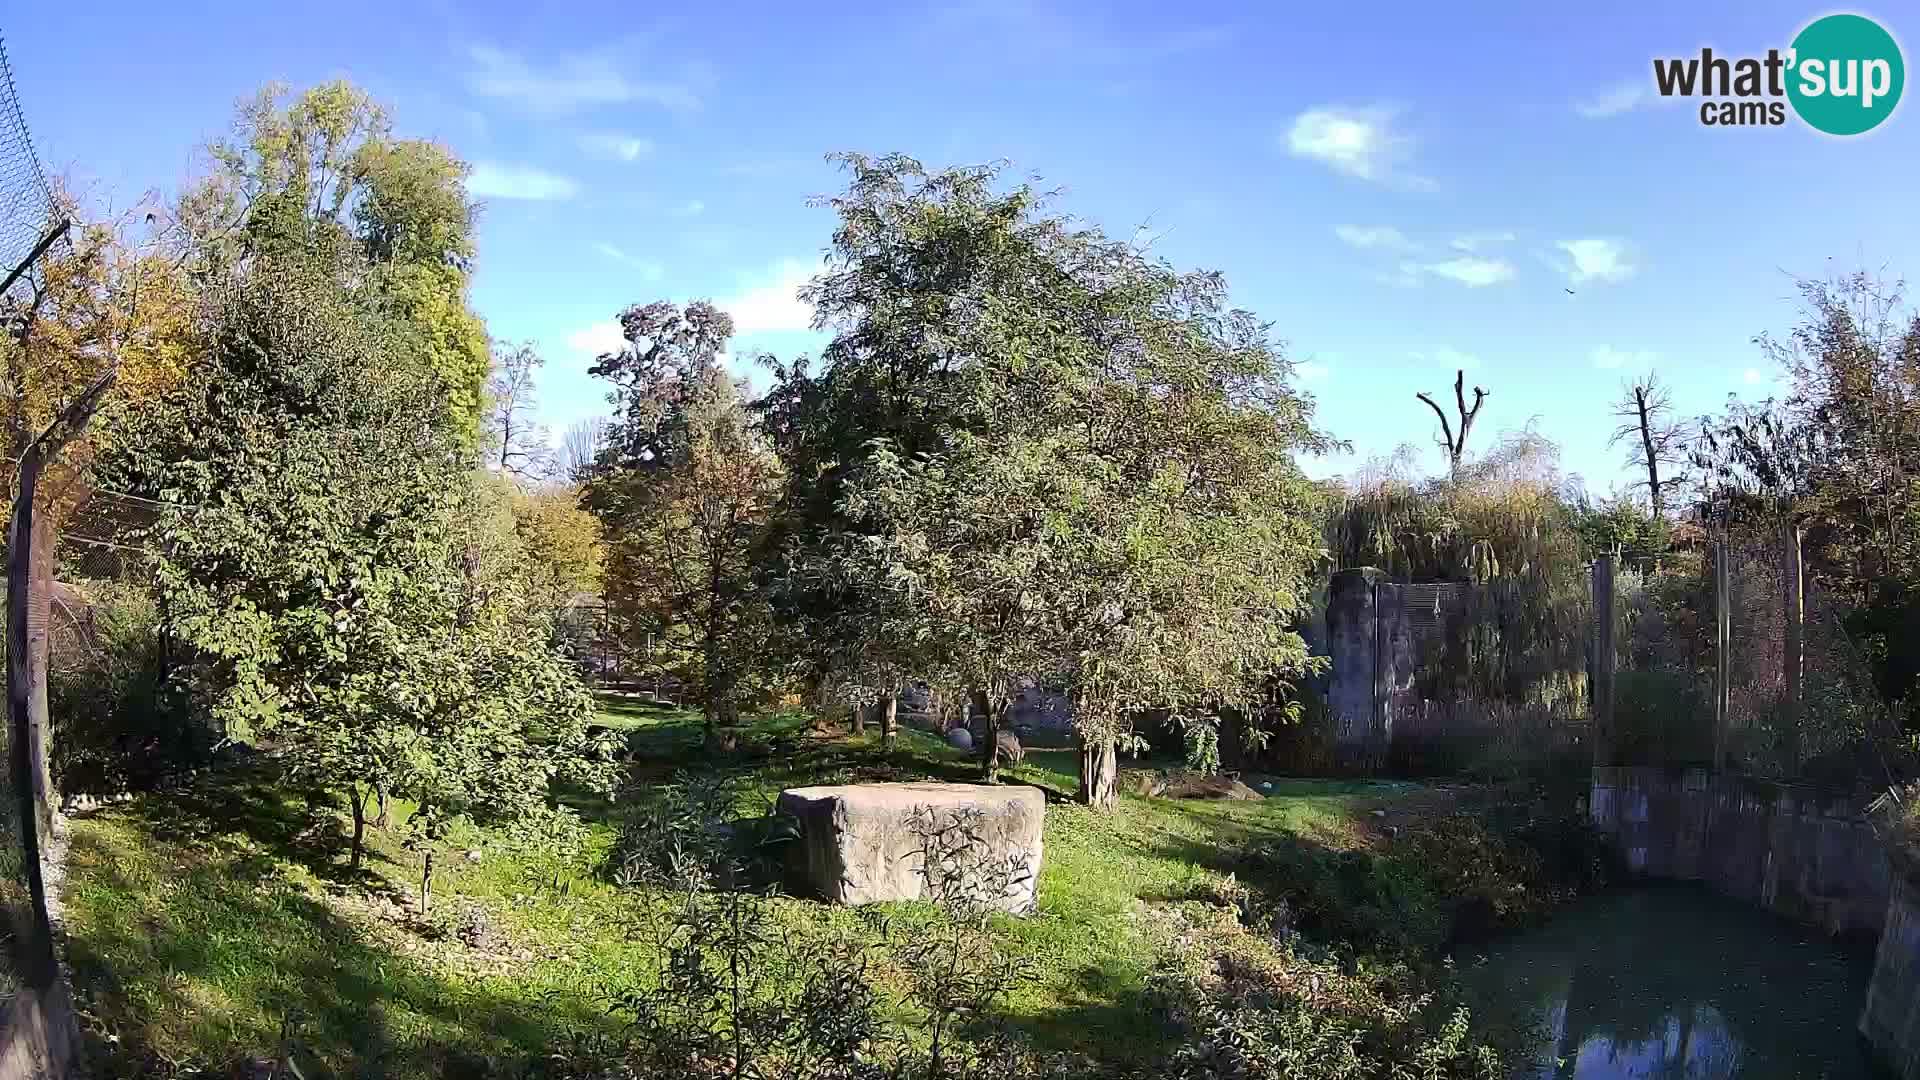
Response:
[1591,345,1656,370]
[1386,256,1515,288]
[578,132,654,161]
[721,258,819,334]
[1556,238,1636,284]
[1422,256,1514,287]
[673,199,706,218]
[1286,105,1430,188]
[1576,80,1652,119]
[567,320,628,360]
[594,242,664,280]
[1333,224,1416,252]
[466,44,700,112]
[1743,367,1770,385]
[1296,360,1332,381]
[1411,346,1481,371]
[466,162,579,201]
[1450,231,1515,253]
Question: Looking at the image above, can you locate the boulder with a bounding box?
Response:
[946,728,974,751]
[775,782,1043,913]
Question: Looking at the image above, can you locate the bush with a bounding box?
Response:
[1144,904,1502,1080]
[47,582,214,798]
[1612,669,1712,767]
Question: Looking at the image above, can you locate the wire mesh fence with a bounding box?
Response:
[1607,524,1902,790]
[0,24,68,1036]
[0,33,60,301]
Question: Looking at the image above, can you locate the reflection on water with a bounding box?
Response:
[1461,887,1878,1079]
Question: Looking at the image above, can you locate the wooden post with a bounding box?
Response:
[6,448,57,989]
[1713,540,1732,771]
[1782,521,1804,776]
[1591,556,1615,767]
[5,370,115,991]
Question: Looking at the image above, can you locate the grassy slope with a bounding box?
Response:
[61,697,1410,1073]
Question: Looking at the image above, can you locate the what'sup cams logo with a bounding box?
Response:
[1653,13,1904,134]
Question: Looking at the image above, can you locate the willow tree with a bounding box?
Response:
[794,154,1331,804]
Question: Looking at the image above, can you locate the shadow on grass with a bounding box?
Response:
[62,781,623,1077]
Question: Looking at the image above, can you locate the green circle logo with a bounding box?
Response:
[1787,13,1905,135]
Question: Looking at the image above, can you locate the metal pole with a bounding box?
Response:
[1720,541,1735,768]
[1591,555,1615,768]
[1782,521,1804,776]
[0,218,70,299]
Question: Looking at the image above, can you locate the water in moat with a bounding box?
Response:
[1460,886,1881,1079]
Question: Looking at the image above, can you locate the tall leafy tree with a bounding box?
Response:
[780,154,1331,804]
[181,81,490,442]
[585,302,785,741]
[106,261,611,867]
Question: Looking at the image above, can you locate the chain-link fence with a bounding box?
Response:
[1605,523,1902,791]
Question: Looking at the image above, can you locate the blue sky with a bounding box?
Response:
[9,1,1918,493]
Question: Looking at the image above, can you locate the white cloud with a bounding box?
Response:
[1557,238,1636,284]
[1420,256,1515,287]
[1286,105,1429,187]
[1411,346,1481,371]
[566,320,627,359]
[1333,224,1415,252]
[465,44,700,112]
[1296,361,1331,381]
[1450,230,1515,253]
[578,133,654,161]
[593,242,664,280]
[673,199,706,218]
[1576,80,1651,119]
[1591,345,1657,371]
[721,258,819,334]
[466,162,579,201]
[1743,367,1767,385]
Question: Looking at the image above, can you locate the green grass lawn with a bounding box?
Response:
[60,698,1419,1075]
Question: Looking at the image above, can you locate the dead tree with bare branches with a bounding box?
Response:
[1416,369,1489,481]
[1609,372,1690,517]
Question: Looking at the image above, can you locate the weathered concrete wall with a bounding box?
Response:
[1861,862,1920,1079]
[1589,766,1889,936]
[1326,569,1414,770]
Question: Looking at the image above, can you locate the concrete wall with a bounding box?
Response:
[1861,863,1920,1079]
[1325,569,1415,770]
[1589,766,1890,935]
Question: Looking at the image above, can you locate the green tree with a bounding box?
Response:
[585,301,785,743]
[106,262,610,868]
[182,81,490,442]
[784,154,1331,804]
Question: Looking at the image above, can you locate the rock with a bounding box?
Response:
[946,728,974,751]
[464,848,483,864]
[1370,809,1388,818]
[775,782,1044,913]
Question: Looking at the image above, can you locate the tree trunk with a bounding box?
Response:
[420,848,434,915]
[852,700,866,735]
[348,784,366,870]
[372,784,390,828]
[1077,736,1118,809]
[880,692,898,749]
[971,688,999,781]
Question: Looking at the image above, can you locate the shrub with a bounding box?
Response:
[1145,904,1502,1080]
[47,581,214,797]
